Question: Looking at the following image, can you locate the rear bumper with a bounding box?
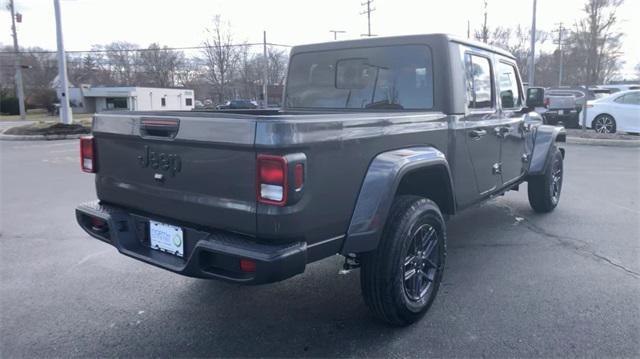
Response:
[75,201,308,284]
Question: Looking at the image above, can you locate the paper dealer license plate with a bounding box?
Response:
[149,220,184,257]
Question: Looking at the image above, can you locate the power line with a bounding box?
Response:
[0,43,292,56]
[360,0,376,37]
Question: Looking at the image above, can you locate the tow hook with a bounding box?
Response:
[338,253,360,275]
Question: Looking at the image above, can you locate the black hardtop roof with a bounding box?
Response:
[290,33,515,60]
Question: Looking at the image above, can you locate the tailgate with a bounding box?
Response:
[92,113,257,235]
[548,96,576,110]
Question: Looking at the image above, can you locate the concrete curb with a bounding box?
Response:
[566,136,640,147]
[0,129,86,141]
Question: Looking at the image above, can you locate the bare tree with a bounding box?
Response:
[0,45,17,94]
[0,45,59,108]
[175,57,205,88]
[236,43,260,99]
[139,43,184,87]
[267,46,288,85]
[104,41,140,85]
[472,25,548,82]
[571,0,624,85]
[202,15,239,103]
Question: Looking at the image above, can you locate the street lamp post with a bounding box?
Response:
[262,31,268,109]
[528,0,537,86]
[54,0,72,124]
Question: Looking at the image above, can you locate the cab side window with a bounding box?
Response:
[465,54,494,110]
[497,62,522,109]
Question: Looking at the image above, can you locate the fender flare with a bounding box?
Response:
[528,125,566,176]
[340,147,454,254]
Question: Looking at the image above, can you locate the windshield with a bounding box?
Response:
[285,45,434,110]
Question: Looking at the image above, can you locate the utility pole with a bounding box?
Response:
[360,0,376,37]
[329,30,346,40]
[528,0,537,86]
[262,30,268,109]
[467,20,471,39]
[8,0,26,120]
[54,0,72,124]
[553,23,566,87]
[481,0,488,43]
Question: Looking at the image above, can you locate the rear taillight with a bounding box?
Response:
[80,136,95,173]
[257,155,287,205]
[543,98,550,108]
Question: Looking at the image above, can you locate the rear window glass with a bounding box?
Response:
[285,45,433,110]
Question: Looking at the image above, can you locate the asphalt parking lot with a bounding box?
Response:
[1,140,638,358]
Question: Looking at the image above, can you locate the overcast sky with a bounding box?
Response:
[3,0,639,78]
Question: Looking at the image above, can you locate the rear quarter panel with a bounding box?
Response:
[254,113,450,245]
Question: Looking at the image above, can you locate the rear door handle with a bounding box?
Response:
[469,129,487,139]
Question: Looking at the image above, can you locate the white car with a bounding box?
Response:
[585,90,640,134]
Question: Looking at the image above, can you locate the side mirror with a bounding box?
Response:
[526,87,545,108]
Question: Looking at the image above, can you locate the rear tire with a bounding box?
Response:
[528,147,563,213]
[360,196,446,326]
[592,114,617,133]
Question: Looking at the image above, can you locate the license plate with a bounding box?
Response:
[149,220,184,257]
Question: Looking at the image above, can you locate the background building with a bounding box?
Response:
[67,86,195,113]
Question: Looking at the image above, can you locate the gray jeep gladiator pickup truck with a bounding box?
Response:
[76,34,566,326]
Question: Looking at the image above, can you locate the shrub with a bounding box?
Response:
[0,96,19,115]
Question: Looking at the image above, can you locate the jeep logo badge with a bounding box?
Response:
[138,145,182,176]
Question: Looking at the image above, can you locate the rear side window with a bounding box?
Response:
[497,61,522,109]
[615,92,640,105]
[465,54,493,109]
[286,45,433,110]
[625,92,640,104]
